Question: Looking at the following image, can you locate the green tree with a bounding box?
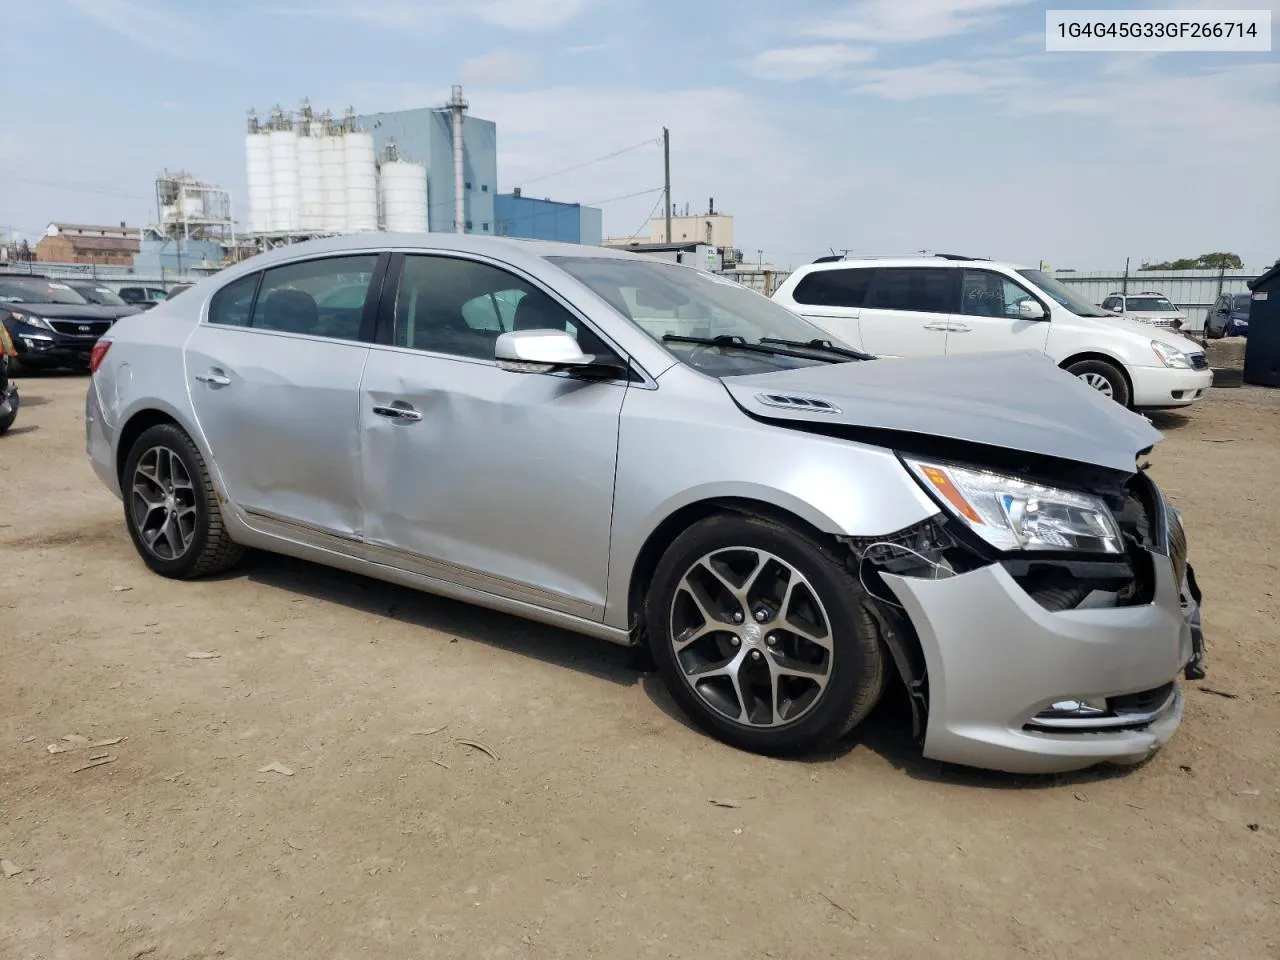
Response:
[1142,252,1243,270]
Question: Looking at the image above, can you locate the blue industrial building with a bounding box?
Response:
[494,189,603,245]
[355,106,498,235]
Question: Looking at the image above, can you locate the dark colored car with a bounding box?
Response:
[116,285,169,310]
[0,275,123,373]
[0,325,19,435]
[66,280,144,320]
[1205,292,1250,339]
[165,282,195,298]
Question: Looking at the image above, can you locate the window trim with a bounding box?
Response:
[375,250,647,386]
[864,266,960,315]
[958,268,1051,321]
[202,252,390,344]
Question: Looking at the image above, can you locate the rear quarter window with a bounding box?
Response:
[208,273,261,327]
[791,269,872,308]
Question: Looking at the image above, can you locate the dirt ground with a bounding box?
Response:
[2,374,1277,960]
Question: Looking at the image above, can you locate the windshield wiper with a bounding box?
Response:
[661,334,848,364]
[758,337,874,361]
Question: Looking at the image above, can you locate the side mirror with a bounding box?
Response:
[494,329,627,380]
[1017,300,1047,320]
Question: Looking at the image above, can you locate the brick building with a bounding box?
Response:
[35,223,141,266]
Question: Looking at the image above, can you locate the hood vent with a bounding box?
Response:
[755,393,842,415]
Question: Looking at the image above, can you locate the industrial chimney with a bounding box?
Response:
[448,85,469,234]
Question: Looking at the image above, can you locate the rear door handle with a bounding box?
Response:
[195,369,231,387]
[372,403,423,422]
[947,323,972,333]
[921,323,950,332]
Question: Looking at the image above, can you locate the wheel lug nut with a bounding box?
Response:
[729,636,740,647]
[732,611,743,623]
[754,609,768,622]
[766,634,777,646]
[750,649,762,661]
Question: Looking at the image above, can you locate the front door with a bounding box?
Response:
[185,252,384,543]
[857,267,958,358]
[358,252,628,618]
[945,269,1051,357]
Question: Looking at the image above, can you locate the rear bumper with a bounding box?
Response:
[85,381,120,498]
[1129,365,1213,409]
[883,552,1196,775]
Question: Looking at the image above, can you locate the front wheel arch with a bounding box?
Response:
[1059,352,1134,407]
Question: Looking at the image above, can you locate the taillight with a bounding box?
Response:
[89,340,111,374]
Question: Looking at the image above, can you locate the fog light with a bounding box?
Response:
[1043,697,1108,718]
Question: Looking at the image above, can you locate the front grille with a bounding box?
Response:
[49,319,111,337]
[1190,353,1209,370]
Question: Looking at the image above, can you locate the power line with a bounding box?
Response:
[1,175,150,202]
[626,191,667,240]
[515,136,661,188]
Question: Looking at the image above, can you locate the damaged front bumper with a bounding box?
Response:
[880,549,1201,775]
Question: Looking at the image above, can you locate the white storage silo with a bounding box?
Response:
[343,130,378,233]
[269,126,300,233]
[320,126,347,233]
[380,159,428,233]
[297,129,324,232]
[245,126,273,234]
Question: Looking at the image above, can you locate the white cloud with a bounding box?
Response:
[459,50,537,86]
[798,0,1031,43]
[851,58,1027,98]
[268,0,597,32]
[63,0,215,59]
[474,0,596,31]
[744,44,875,81]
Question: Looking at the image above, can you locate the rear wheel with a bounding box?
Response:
[646,513,886,756]
[1066,358,1131,407]
[121,424,245,579]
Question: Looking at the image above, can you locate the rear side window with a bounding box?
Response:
[868,268,954,313]
[250,255,378,339]
[791,268,871,308]
[208,273,260,327]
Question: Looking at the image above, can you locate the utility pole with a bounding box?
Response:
[662,127,672,243]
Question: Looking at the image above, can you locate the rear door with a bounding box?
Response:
[184,252,387,546]
[783,267,872,348]
[857,267,957,357]
[946,268,1051,357]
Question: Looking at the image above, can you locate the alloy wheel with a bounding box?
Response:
[668,547,833,728]
[1078,371,1114,396]
[130,445,198,561]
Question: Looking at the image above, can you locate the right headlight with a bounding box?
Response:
[901,456,1123,554]
[9,311,54,331]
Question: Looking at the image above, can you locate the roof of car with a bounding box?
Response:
[793,256,1029,275]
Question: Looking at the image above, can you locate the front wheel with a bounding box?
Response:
[1066,358,1131,407]
[645,513,886,756]
[121,423,246,579]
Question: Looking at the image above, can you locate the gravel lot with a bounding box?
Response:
[2,374,1278,960]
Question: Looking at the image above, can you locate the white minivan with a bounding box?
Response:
[772,256,1213,410]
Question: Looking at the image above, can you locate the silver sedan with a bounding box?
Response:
[85,234,1206,774]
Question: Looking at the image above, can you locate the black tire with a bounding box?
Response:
[121,423,245,579]
[0,409,14,436]
[646,513,886,756]
[1065,358,1131,407]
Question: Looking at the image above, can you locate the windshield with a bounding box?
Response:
[1125,296,1177,312]
[71,283,127,306]
[549,256,854,375]
[1015,270,1109,318]
[1232,294,1252,313]
[0,277,91,305]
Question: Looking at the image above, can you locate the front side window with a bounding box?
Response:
[1101,296,1118,311]
[960,271,1039,318]
[1232,294,1252,313]
[791,268,872,308]
[1016,269,1109,318]
[395,255,609,361]
[868,268,954,313]
[249,254,378,338]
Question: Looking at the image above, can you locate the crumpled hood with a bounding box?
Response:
[721,350,1162,474]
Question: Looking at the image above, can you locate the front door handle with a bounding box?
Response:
[372,403,423,422]
[947,323,972,333]
[195,369,231,387]
[921,323,950,332]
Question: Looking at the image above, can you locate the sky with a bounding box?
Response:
[1,0,1277,270]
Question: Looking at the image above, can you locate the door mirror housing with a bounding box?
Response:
[494,329,628,380]
[1017,300,1047,320]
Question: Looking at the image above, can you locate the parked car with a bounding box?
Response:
[65,280,144,320]
[1101,292,1187,330]
[1205,292,1251,339]
[0,275,124,373]
[116,285,169,310]
[85,235,1206,774]
[0,323,19,435]
[772,256,1211,410]
[165,282,195,298]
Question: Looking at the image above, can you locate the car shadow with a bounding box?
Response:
[11,393,49,407]
[1,424,39,437]
[229,551,641,686]
[1146,410,1191,432]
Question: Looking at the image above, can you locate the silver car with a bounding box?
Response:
[84,234,1207,774]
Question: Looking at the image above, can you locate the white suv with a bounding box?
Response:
[1101,292,1187,330]
[772,255,1212,410]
